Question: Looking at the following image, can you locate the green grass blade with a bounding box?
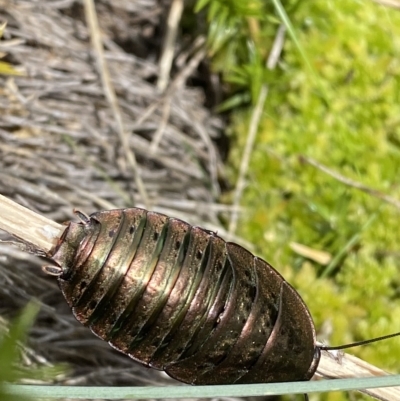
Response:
[4,375,400,399]
[321,213,378,278]
[270,0,312,74]
[270,0,327,101]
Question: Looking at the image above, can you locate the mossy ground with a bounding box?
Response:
[224,1,400,400]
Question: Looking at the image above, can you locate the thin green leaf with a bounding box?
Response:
[217,92,251,112]
[194,0,211,13]
[0,303,40,382]
[0,303,40,401]
[270,0,327,101]
[5,375,400,399]
[321,213,378,278]
[0,302,68,401]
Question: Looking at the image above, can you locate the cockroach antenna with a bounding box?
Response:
[321,331,400,351]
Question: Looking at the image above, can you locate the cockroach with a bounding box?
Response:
[44,207,399,386]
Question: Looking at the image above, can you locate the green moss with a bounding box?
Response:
[227,0,400,395]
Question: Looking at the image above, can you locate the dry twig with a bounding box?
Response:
[0,194,62,253]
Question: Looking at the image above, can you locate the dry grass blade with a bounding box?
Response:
[300,156,400,211]
[151,45,208,155]
[157,0,184,92]
[83,0,149,208]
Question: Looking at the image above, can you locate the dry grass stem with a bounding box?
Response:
[151,44,208,153]
[318,350,400,401]
[157,0,184,92]
[373,0,400,9]
[300,156,400,211]
[0,194,62,253]
[83,0,149,208]
[229,25,286,234]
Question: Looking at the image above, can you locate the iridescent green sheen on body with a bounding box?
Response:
[50,208,319,385]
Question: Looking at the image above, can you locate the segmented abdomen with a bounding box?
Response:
[51,208,318,384]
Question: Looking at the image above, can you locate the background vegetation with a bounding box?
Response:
[200,0,400,399]
[2,1,400,401]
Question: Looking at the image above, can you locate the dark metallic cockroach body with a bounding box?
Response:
[50,208,320,385]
